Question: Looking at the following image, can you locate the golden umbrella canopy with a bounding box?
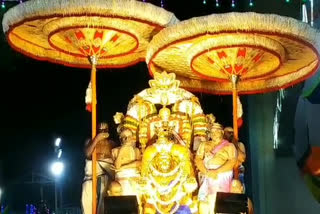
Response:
[3,0,178,68]
[3,0,178,213]
[147,12,320,142]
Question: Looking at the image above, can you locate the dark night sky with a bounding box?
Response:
[0,0,300,211]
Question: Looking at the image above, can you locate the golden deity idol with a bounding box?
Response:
[139,124,198,214]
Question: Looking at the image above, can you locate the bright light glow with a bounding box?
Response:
[203,0,206,4]
[311,0,314,26]
[55,138,61,147]
[302,4,308,23]
[51,161,64,176]
[0,188,2,198]
[57,149,62,159]
[285,0,290,2]
[1,2,5,9]
[249,2,254,7]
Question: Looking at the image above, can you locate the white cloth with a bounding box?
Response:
[115,168,140,196]
[198,141,233,201]
[81,159,114,214]
[81,175,107,214]
[84,159,113,180]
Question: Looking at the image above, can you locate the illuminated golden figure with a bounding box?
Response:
[121,71,207,150]
[139,123,198,214]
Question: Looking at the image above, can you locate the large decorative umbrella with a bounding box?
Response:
[2,0,178,212]
[147,12,320,141]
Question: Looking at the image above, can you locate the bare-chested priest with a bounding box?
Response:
[81,122,115,214]
[195,123,237,214]
[112,128,141,196]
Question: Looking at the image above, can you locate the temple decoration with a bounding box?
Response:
[121,71,206,151]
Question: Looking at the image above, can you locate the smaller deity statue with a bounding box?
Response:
[195,123,237,214]
[112,128,141,196]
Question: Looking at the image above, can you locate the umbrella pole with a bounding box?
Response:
[231,75,239,141]
[90,56,98,214]
[231,74,240,180]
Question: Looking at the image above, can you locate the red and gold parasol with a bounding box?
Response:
[3,0,178,213]
[147,12,320,141]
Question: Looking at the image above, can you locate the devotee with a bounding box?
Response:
[195,123,237,214]
[81,122,115,214]
[112,128,141,196]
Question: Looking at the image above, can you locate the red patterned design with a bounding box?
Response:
[235,64,243,73]
[237,48,246,58]
[75,30,85,40]
[94,30,103,40]
[253,52,263,62]
[224,65,233,74]
[218,51,227,59]
[111,34,119,42]
[207,56,214,64]
[65,36,72,44]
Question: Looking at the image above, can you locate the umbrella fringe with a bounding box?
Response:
[3,0,179,33]
[147,12,320,64]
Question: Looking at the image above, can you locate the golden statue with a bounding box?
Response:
[139,123,198,214]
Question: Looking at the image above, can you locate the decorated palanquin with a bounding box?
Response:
[121,71,207,151]
[112,71,210,213]
[112,71,244,214]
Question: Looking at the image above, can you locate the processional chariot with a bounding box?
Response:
[3,0,320,213]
